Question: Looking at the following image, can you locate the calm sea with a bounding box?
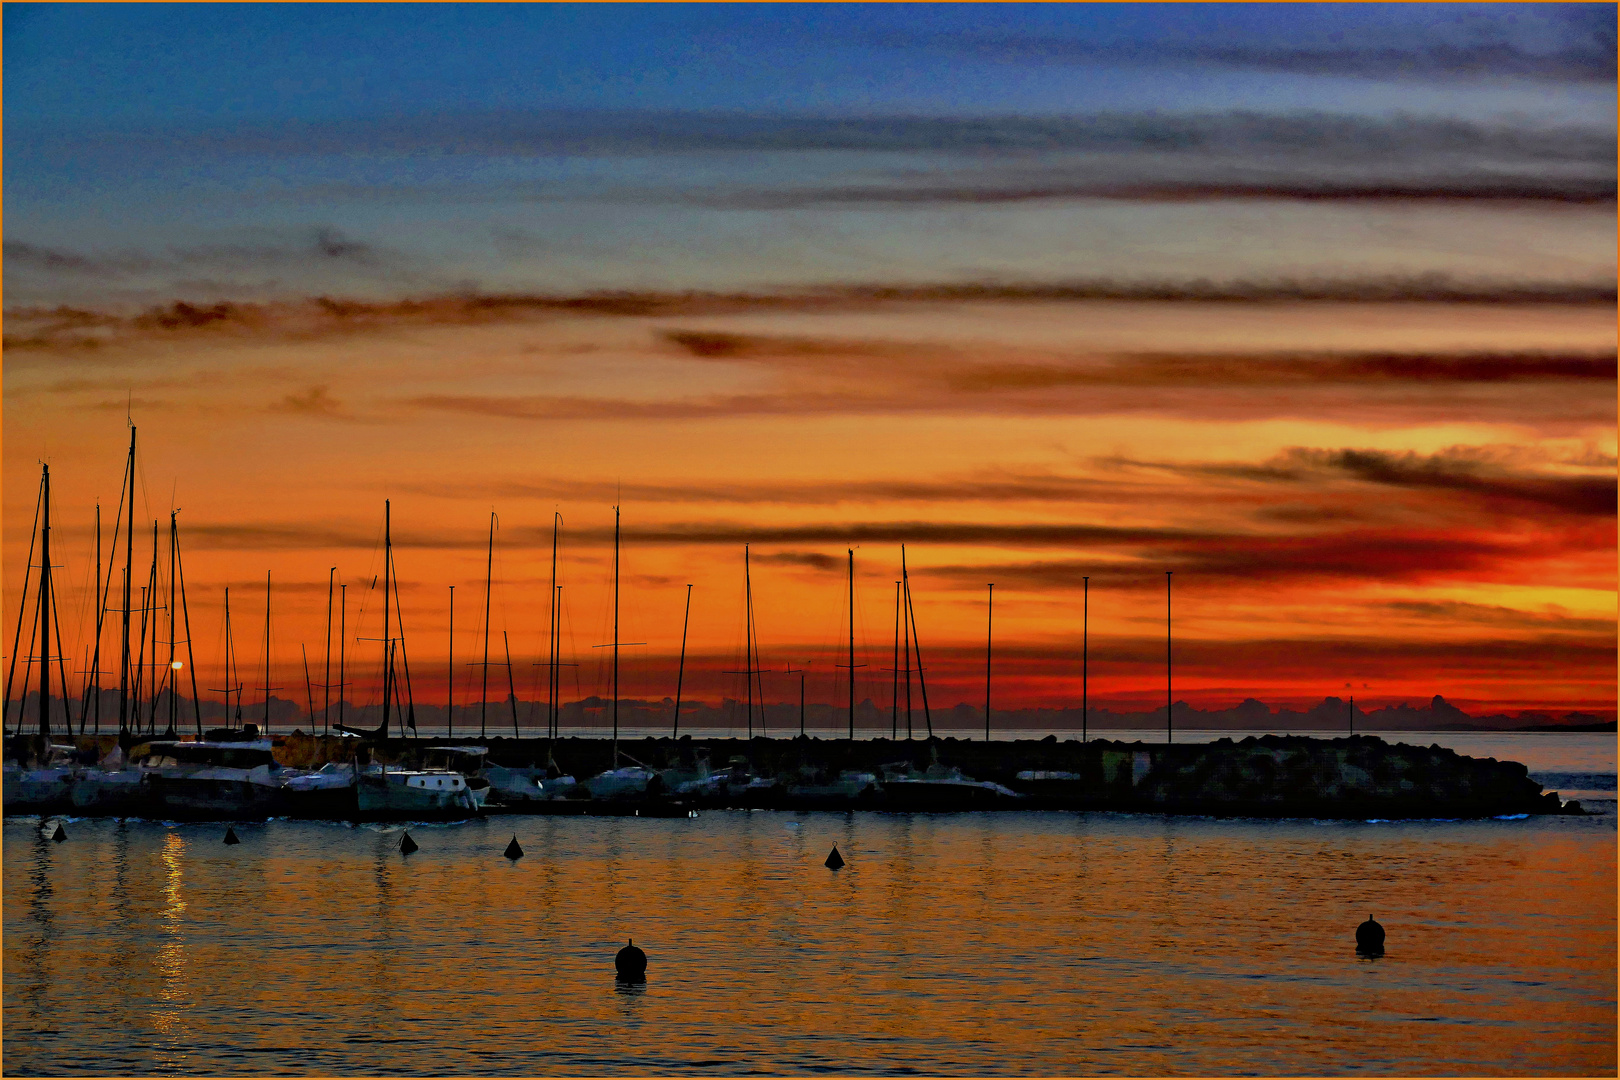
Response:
[5,735,1614,1076]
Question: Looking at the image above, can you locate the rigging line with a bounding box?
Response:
[389,544,417,732]
[173,518,203,738]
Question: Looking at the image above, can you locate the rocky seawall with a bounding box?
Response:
[302,730,1573,818]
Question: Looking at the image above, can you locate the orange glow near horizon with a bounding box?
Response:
[4,296,1615,723]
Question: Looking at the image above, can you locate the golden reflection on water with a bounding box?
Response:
[152,831,189,1069]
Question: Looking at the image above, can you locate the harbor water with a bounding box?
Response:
[5,736,1614,1076]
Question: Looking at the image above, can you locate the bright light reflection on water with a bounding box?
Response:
[5,810,1614,1076]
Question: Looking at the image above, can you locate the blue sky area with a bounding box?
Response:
[4,4,1614,307]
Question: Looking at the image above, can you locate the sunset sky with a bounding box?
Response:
[5,4,1615,729]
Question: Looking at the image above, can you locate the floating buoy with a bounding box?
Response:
[504,836,524,860]
[825,844,844,870]
[51,822,67,843]
[1355,914,1385,955]
[615,937,647,980]
[223,826,241,846]
[399,831,419,855]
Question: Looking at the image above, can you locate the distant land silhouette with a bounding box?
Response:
[22,688,1614,735]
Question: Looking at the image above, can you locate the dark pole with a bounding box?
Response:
[673,583,692,739]
[799,665,806,736]
[1082,576,1089,744]
[744,545,753,739]
[1166,571,1173,746]
[891,581,900,740]
[324,568,335,737]
[262,571,272,734]
[552,585,562,739]
[302,645,315,731]
[903,571,912,740]
[39,465,51,739]
[612,505,620,763]
[174,519,202,740]
[547,512,559,740]
[446,585,454,739]
[120,425,135,733]
[847,548,855,741]
[222,587,233,726]
[90,502,104,734]
[338,584,346,731]
[985,582,993,744]
[481,511,493,740]
[902,547,933,738]
[381,501,392,740]
[167,510,177,736]
[1349,694,1354,737]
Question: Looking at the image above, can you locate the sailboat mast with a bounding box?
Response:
[120,425,135,733]
[847,548,854,741]
[167,511,178,736]
[262,570,272,734]
[89,502,104,734]
[1082,576,1089,744]
[381,500,391,739]
[338,584,346,730]
[744,545,753,738]
[39,465,52,738]
[173,515,202,739]
[985,582,993,744]
[891,580,900,740]
[1166,571,1172,745]
[481,511,493,740]
[446,585,454,739]
[673,583,691,739]
[222,587,233,725]
[547,513,559,740]
[611,504,620,761]
[146,520,160,734]
[324,568,335,736]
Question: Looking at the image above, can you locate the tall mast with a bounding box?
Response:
[744,545,754,738]
[481,510,494,740]
[338,584,347,731]
[847,548,854,740]
[381,500,391,739]
[120,425,135,733]
[446,585,455,739]
[89,502,105,734]
[611,504,620,762]
[172,514,203,739]
[891,581,900,740]
[39,464,51,738]
[1081,576,1089,744]
[144,520,159,734]
[221,587,233,725]
[985,582,993,744]
[903,571,912,740]
[673,583,692,739]
[324,568,335,737]
[1166,571,1173,745]
[167,510,178,737]
[547,513,559,740]
[262,570,272,734]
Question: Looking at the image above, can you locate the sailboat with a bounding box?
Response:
[346,501,478,820]
[581,505,657,802]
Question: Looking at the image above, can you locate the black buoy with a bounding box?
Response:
[825,844,845,870]
[504,836,524,860]
[223,826,241,846]
[399,831,419,855]
[615,937,647,980]
[1355,914,1386,955]
[51,822,67,843]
